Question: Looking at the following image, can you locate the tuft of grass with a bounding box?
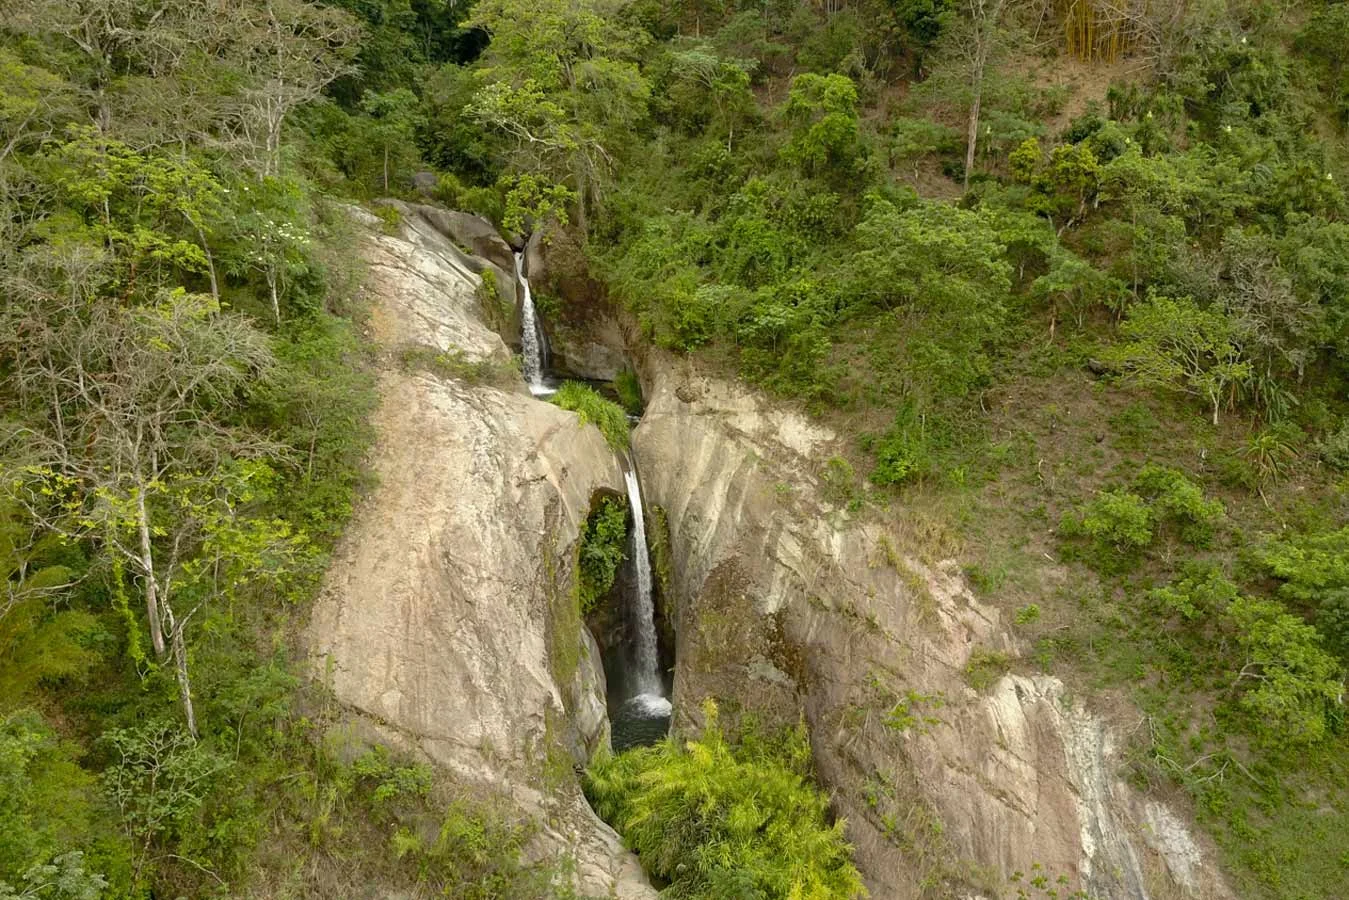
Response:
[964,648,1012,692]
[614,369,644,416]
[400,345,519,386]
[550,381,630,450]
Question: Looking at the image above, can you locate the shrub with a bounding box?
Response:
[1133,464,1225,546]
[1225,596,1344,747]
[1258,528,1349,606]
[0,712,126,895]
[475,268,513,335]
[1259,528,1349,659]
[820,456,857,506]
[550,382,630,450]
[1061,489,1153,554]
[870,408,930,487]
[1241,427,1300,485]
[1147,566,1241,622]
[577,497,629,616]
[391,799,566,898]
[965,648,1012,691]
[1317,421,1349,471]
[372,203,402,235]
[585,701,865,900]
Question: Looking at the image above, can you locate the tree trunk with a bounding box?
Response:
[383,144,389,193]
[196,225,219,308]
[267,269,280,326]
[575,167,590,239]
[136,486,166,659]
[167,609,198,739]
[964,75,982,191]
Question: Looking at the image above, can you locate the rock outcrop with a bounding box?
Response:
[522,227,632,381]
[633,362,1234,900]
[308,205,655,899]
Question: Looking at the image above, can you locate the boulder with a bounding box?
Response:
[410,203,517,272]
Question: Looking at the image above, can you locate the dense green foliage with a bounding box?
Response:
[578,496,630,615]
[586,702,866,900]
[0,1,573,896]
[4,0,1349,896]
[436,1,1348,896]
[551,381,633,450]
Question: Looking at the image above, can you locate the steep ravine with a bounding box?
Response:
[631,362,1236,900]
[306,204,656,898]
[308,201,1234,900]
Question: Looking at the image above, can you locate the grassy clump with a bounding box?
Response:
[311,743,580,898]
[614,369,644,416]
[400,345,519,386]
[585,700,865,900]
[550,381,630,450]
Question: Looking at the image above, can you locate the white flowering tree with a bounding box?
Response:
[220,175,314,326]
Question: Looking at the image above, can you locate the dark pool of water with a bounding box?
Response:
[610,695,672,752]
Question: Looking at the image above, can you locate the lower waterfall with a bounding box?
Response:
[621,458,671,716]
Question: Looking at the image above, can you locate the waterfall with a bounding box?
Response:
[514,250,550,395]
[622,458,671,717]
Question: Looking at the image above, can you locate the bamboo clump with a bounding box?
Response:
[1059,0,1145,63]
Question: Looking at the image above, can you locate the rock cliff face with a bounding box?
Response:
[307,205,655,899]
[632,362,1233,900]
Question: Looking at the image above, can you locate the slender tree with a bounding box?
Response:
[0,280,278,736]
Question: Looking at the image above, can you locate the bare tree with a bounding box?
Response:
[0,253,277,736]
[228,0,361,177]
[954,0,1010,191]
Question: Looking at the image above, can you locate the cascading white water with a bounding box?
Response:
[623,460,671,717]
[514,250,550,396]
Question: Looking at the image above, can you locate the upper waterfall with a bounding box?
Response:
[515,249,551,396]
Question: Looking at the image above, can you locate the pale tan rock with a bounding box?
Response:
[633,364,1234,900]
[308,207,656,900]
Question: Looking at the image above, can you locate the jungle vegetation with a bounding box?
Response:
[2,0,1347,898]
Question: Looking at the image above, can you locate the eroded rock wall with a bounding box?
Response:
[632,361,1233,900]
[307,205,654,899]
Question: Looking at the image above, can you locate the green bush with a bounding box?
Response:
[1061,489,1153,555]
[578,497,629,616]
[585,701,865,900]
[821,456,858,505]
[0,712,128,896]
[550,382,631,450]
[870,408,930,487]
[1259,528,1349,659]
[1225,596,1344,748]
[475,268,513,335]
[391,799,571,899]
[1318,421,1349,471]
[1133,464,1225,546]
[1147,567,1241,623]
